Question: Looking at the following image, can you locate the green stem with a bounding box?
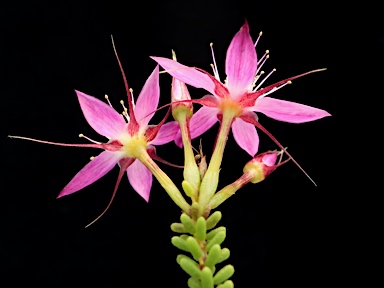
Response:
[198,112,235,213]
[138,149,190,213]
[208,171,255,209]
[177,112,201,198]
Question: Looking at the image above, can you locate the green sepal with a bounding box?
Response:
[171,223,187,233]
[180,213,196,234]
[182,180,196,198]
[206,231,226,251]
[195,217,207,241]
[206,227,226,241]
[188,277,201,288]
[172,236,190,252]
[201,266,214,288]
[217,248,230,264]
[206,211,222,230]
[216,280,234,288]
[179,257,202,278]
[186,236,202,260]
[213,265,235,285]
[204,244,221,268]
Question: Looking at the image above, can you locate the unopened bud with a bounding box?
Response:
[243,150,289,183]
[171,77,193,119]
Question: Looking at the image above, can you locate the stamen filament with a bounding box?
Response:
[255,54,269,76]
[129,88,135,108]
[254,68,276,91]
[104,94,113,107]
[210,43,221,81]
[259,81,292,98]
[79,133,102,144]
[254,31,263,47]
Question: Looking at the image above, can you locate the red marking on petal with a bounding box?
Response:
[240,68,327,108]
[196,68,230,98]
[85,157,135,228]
[111,37,140,132]
[145,106,172,143]
[240,113,317,185]
[147,146,184,168]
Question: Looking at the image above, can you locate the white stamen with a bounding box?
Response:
[104,94,113,107]
[210,43,221,81]
[120,100,127,112]
[79,133,101,144]
[259,81,292,98]
[90,156,95,161]
[254,31,263,47]
[256,54,269,75]
[254,68,276,91]
[120,100,130,122]
[250,71,265,90]
[257,50,269,66]
[129,88,135,108]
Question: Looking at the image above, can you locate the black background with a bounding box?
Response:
[2,1,381,287]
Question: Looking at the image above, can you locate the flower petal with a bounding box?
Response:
[127,159,152,202]
[262,153,278,166]
[225,21,257,99]
[231,117,259,156]
[150,121,180,145]
[151,56,216,95]
[76,90,127,139]
[134,66,160,126]
[253,97,331,123]
[58,151,121,198]
[174,106,219,147]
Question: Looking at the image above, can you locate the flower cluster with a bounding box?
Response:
[9,20,331,287]
[10,21,330,223]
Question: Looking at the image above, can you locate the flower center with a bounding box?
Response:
[220,97,243,118]
[119,134,147,158]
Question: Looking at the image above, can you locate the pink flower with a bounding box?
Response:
[10,64,179,224]
[59,66,179,202]
[151,21,331,157]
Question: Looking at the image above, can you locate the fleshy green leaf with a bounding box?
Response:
[196,217,207,241]
[181,213,196,234]
[201,267,214,288]
[186,236,202,260]
[213,265,235,285]
[206,227,226,241]
[172,236,190,252]
[171,223,187,233]
[206,231,226,251]
[206,211,222,230]
[204,244,221,268]
[180,258,202,278]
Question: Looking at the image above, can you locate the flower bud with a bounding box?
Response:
[171,50,193,120]
[243,150,288,183]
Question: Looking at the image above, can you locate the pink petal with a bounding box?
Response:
[262,153,278,166]
[134,66,160,126]
[58,151,121,198]
[225,21,257,100]
[174,106,219,147]
[127,159,152,202]
[231,117,259,156]
[253,97,331,123]
[150,56,216,95]
[75,90,127,139]
[150,121,180,145]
